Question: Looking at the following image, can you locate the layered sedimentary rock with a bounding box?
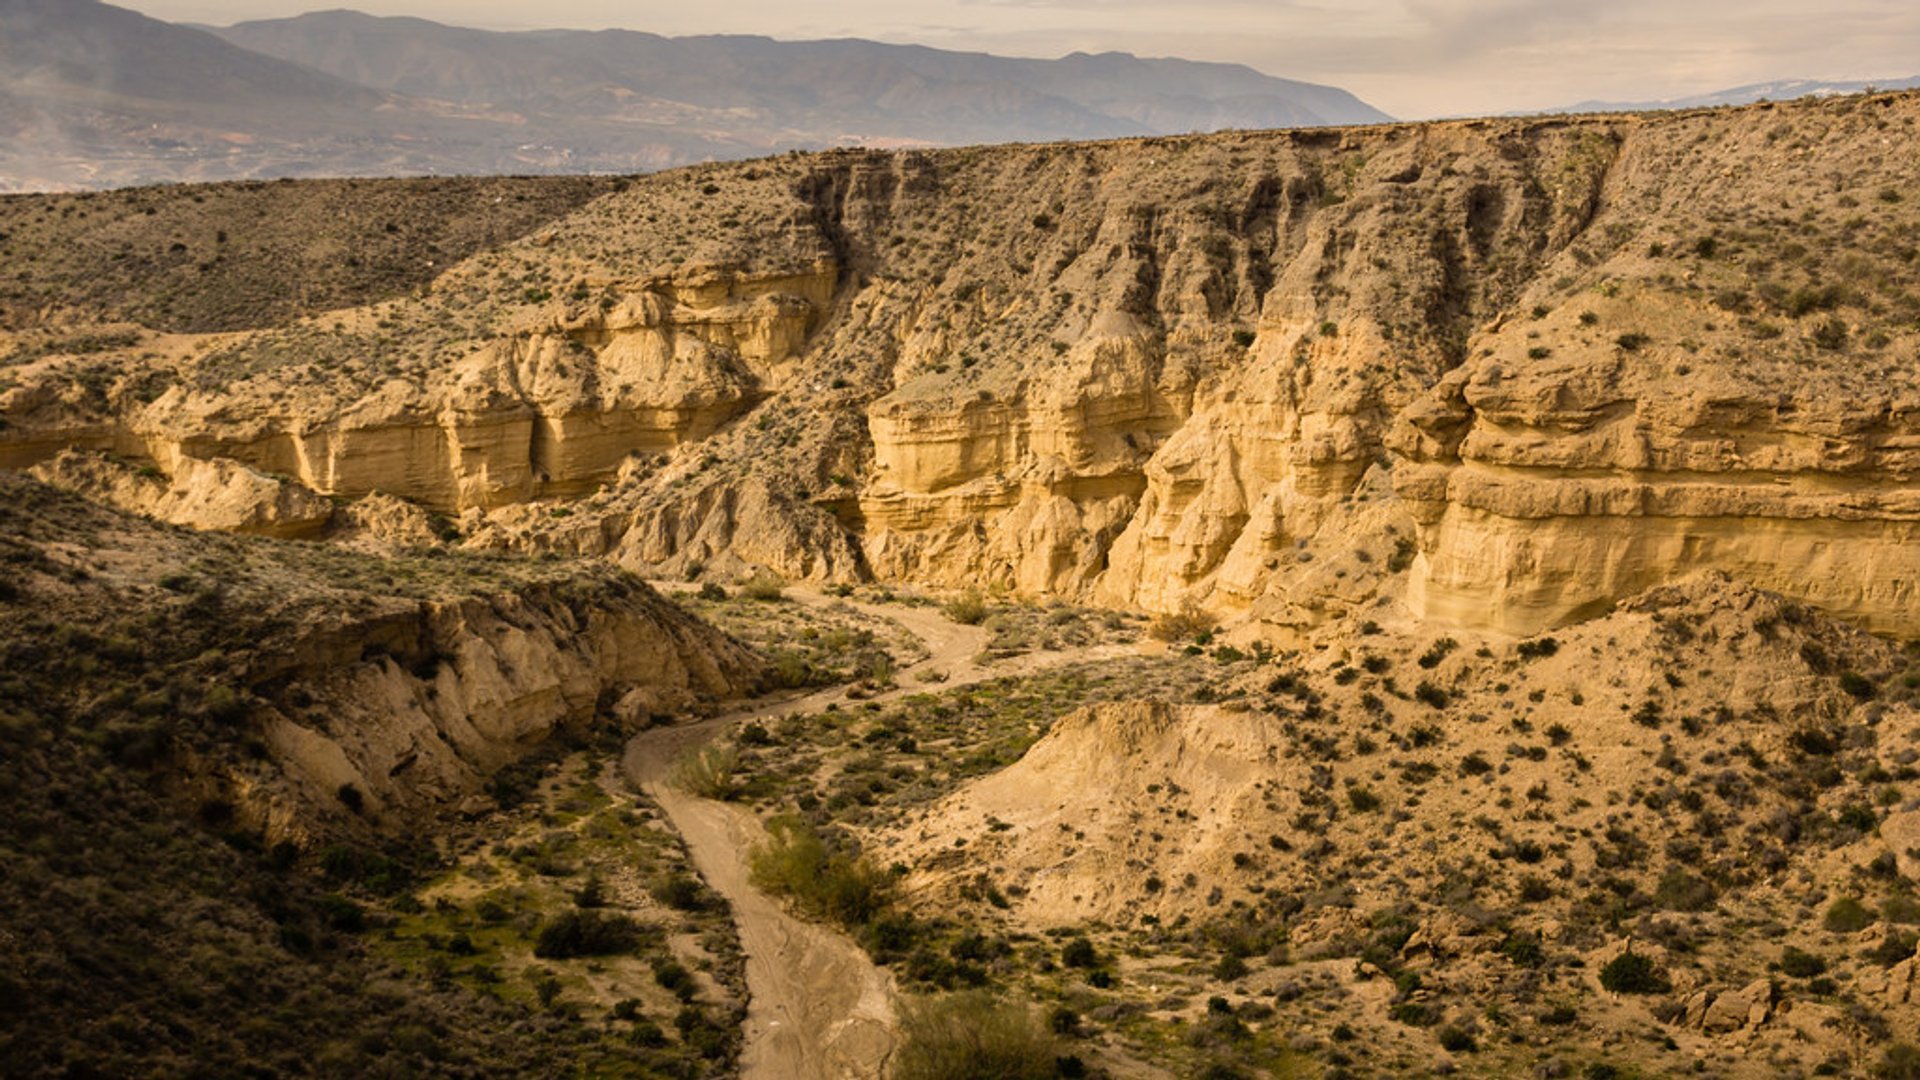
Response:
[1,263,835,512]
[1394,354,1920,636]
[31,448,336,538]
[6,91,1920,636]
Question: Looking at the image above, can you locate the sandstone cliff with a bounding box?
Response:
[4,90,1918,635]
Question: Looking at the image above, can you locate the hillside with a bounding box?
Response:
[0,174,624,332]
[0,472,760,1076]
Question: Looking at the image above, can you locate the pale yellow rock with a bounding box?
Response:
[1393,311,1920,637]
[329,492,445,552]
[879,701,1308,923]
[1698,979,1773,1034]
[3,264,835,514]
[30,448,334,538]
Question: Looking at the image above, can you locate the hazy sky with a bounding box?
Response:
[118,0,1920,119]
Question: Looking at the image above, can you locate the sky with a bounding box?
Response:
[117,0,1920,120]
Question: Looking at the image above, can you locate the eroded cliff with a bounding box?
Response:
[4,90,1918,636]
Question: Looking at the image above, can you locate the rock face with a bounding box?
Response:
[6,90,1920,636]
[31,448,336,538]
[1393,320,1920,636]
[254,579,755,837]
[1,262,835,513]
[1682,978,1775,1034]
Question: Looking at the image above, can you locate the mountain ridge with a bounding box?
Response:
[0,1,1390,191]
[1547,74,1920,114]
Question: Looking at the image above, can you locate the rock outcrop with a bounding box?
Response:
[252,577,756,837]
[2,263,835,513]
[882,700,1307,923]
[31,448,336,538]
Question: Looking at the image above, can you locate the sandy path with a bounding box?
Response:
[623,588,1139,1080]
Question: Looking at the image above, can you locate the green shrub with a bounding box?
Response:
[893,991,1060,1080]
[1885,893,1920,925]
[1598,950,1670,994]
[1839,670,1877,700]
[1517,636,1559,659]
[1060,938,1098,968]
[1653,868,1717,912]
[740,571,785,601]
[1779,946,1827,978]
[943,590,989,626]
[1882,1042,1920,1080]
[673,744,742,799]
[648,872,710,912]
[1826,896,1878,933]
[751,816,893,930]
[533,910,649,959]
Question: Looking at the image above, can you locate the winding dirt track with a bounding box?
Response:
[622,589,1136,1079]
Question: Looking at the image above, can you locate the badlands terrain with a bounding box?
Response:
[2,89,1920,1078]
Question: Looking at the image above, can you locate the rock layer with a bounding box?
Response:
[6,91,1920,636]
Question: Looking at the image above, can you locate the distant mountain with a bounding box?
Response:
[0,0,471,190]
[0,2,1390,191]
[211,11,1389,145]
[0,0,378,111]
[1548,75,1920,114]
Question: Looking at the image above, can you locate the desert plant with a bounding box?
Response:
[740,571,786,601]
[750,816,893,930]
[1598,950,1670,994]
[533,910,649,959]
[1778,946,1827,978]
[1826,896,1878,933]
[673,744,742,800]
[893,991,1060,1080]
[944,590,989,626]
[1148,600,1217,643]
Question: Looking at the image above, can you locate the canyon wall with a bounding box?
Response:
[4,91,1918,634]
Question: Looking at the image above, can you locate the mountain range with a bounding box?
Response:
[1553,75,1920,114]
[0,0,1390,191]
